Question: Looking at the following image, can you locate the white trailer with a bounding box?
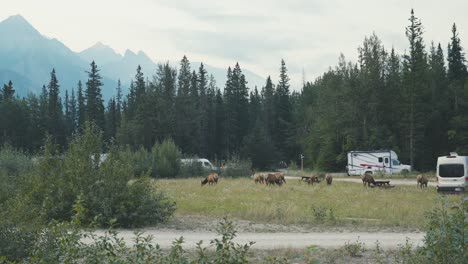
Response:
[346,150,411,176]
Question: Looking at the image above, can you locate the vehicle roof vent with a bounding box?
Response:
[449,152,458,157]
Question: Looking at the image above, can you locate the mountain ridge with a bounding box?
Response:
[0,14,265,100]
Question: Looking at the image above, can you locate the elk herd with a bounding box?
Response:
[201,170,430,189]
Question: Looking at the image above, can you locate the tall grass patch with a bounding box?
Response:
[157,178,458,228]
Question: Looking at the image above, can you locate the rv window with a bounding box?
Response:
[385,158,389,164]
[378,157,383,163]
[439,164,464,178]
[392,159,400,166]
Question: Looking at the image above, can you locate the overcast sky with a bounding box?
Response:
[2,0,467,89]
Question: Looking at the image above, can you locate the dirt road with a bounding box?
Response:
[91,229,424,250]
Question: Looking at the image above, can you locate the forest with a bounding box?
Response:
[0,10,467,172]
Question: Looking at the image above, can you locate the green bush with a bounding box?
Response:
[422,197,467,263]
[222,158,252,177]
[118,146,153,177]
[151,139,182,178]
[0,146,33,204]
[178,161,204,178]
[2,123,176,229]
[4,217,254,263]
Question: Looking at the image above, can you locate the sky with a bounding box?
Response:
[1,0,467,89]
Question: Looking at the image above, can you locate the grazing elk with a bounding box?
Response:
[416,174,428,188]
[361,173,376,187]
[325,174,333,185]
[201,173,218,186]
[307,175,320,185]
[253,172,266,184]
[265,173,283,186]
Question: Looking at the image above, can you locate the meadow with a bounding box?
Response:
[156,177,459,229]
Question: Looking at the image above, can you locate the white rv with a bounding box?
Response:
[180,158,218,171]
[346,150,411,176]
[436,152,467,193]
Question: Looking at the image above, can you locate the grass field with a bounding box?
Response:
[155,177,459,228]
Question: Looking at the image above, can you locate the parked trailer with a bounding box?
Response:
[346,150,411,176]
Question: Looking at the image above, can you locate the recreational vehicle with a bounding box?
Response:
[346,150,411,175]
[436,152,467,193]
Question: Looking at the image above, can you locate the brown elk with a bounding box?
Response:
[361,173,376,187]
[201,173,218,186]
[307,175,320,185]
[416,174,428,188]
[253,173,266,184]
[325,174,333,185]
[265,173,283,186]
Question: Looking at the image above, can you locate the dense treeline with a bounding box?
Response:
[0,10,466,171]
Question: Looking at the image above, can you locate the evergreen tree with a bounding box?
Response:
[401,9,430,169]
[206,74,218,159]
[214,88,225,159]
[424,42,449,167]
[175,55,193,153]
[64,89,72,138]
[1,81,15,100]
[447,23,468,152]
[85,61,105,130]
[47,69,64,145]
[105,97,117,140]
[447,23,467,112]
[275,59,293,160]
[77,81,86,130]
[262,76,275,137]
[198,63,209,157]
[115,79,122,129]
[70,88,77,134]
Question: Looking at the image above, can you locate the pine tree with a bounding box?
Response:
[424,42,449,167]
[175,56,193,153]
[262,76,275,137]
[198,63,209,157]
[115,79,122,129]
[401,9,430,169]
[447,23,467,112]
[105,97,117,140]
[47,69,64,145]
[77,80,86,130]
[1,81,15,100]
[214,87,225,159]
[275,59,293,160]
[85,61,105,130]
[64,89,72,138]
[447,23,468,152]
[70,88,77,134]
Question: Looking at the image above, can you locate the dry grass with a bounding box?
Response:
[155,177,457,228]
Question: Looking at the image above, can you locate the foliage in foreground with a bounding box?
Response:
[0,124,176,231]
[1,218,255,264]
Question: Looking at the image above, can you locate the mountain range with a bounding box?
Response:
[0,15,265,100]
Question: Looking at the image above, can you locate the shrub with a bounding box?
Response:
[151,139,182,178]
[178,161,204,178]
[3,123,176,229]
[12,217,254,263]
[0,146,33,204]
[422,197,467,263]
[343,237,366,257]
[222,158,252,177]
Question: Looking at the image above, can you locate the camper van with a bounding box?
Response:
[436,152,467,193]
[180,158,218,171]
[346,150,411,176]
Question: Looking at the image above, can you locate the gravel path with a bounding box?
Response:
[90,229,424,250]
